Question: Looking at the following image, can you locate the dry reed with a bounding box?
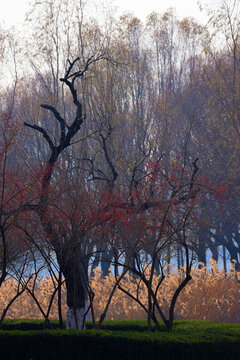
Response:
[0,259,239,323]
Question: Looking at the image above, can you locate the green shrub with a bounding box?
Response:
[0,319,239,360]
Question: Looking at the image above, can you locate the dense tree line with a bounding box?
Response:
[0,0,239,330]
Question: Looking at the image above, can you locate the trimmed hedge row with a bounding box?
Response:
[0,329,239,360]
[0,320,239,360]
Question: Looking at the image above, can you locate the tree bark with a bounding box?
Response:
[62,249,89,329]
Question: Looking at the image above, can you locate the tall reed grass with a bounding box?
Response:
[0,259,239,322]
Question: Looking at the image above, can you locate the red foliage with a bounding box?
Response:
[82,157,228,251]
[0,115,227,262]
[0,114,32,254]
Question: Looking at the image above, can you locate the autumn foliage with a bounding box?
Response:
[0,0,239,333]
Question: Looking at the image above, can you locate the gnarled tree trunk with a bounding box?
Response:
[24,56,107,329]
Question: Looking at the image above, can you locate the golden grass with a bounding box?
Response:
[0,259,239,322]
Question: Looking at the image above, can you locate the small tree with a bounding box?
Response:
[92,157,227,331]
[0,114,39,324]
[0,114,25,288]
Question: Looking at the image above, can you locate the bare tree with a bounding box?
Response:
[24,55,115,329]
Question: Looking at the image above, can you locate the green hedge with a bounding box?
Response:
[0,320,239,360]
[0,319,61,331]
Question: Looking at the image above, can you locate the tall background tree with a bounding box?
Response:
[0,0,239,329]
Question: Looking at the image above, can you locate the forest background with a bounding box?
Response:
[0,0,239,328]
